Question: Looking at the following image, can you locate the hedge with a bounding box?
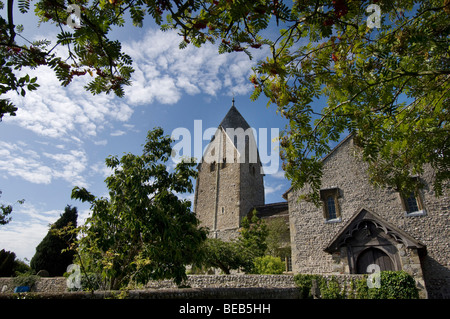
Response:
[294,271,419,299]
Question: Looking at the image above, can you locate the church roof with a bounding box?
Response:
[198,99,259,169]
[219,99,251,131]
[250,201,289,219]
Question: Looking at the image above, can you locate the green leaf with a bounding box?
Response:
[18,0,30,13]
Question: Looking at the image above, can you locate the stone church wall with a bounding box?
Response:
[194,126,265,240]
[215,165,241,232]
[194,162,217,231]
[194,129,243,239]
[240,162,265,219]
[287,136,450,298]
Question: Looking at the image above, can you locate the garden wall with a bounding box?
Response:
[0,274,366,299]
[0,277,67,294]
[0,275,299,293]
[146,274,298,289]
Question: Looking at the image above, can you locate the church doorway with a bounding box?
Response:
[356,247,395,274]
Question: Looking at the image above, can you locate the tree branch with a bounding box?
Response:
[7,0,16,45]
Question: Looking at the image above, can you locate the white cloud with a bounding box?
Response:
[4,65,133,140]
[0,141,88,187]
[3,28,266,142]
[0,221,49,261]
[0,203,62,260]
[123,29,268,105]
[110,130,126,136]
[0,141,53,184]
[264,182,285,196]
[93,139,108,146]
[271,170,286,180]
[0,203,93,261]
[43,149,88,187]
[90,161,114,178]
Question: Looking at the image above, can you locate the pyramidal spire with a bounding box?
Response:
[219,98,250,131]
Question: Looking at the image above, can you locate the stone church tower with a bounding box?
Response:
[193,100,265,240]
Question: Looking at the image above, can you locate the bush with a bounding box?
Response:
[253,256,285,274]
[293,274,344,299]
[13,274,40,289]
[0,249,16,276]
[0,249,31,277]
[294,271,419,299]
[199,238,253,274]
[320,276,344,299]
[63,271,107,292]
[14,260,32,275]
[293,274,320,299]
[360,271,419,299]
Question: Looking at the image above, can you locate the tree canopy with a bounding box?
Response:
[71,127,207,289]
[198,211,268,274]
[2,0,449,201]
[30,205,78,276]
[0,190,24,226]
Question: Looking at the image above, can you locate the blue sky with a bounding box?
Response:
[0,7,298,261]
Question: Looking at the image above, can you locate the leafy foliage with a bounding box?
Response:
[0,0,133,120]
[161,0,450,202]
[198,238,251,274]
[0,202,13,226]
[265,217,291,259]
[1,0,448,200]
[0,190,25,226]
[13,274,40,289]
[0,249,17,277]
[253,255,284,274]
[359,271,420,299]
[0,249,30,277]
[30,205,78,276]
[238,210,268,259]
[71,127,207,289]
[249,0,449,203]
[198,211,268,274]
[294,271,419,299]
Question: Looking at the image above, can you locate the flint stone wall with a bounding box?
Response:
[287,136,450,299]
[0,275,301,299]
[146,274,297,289]
[0,277,67,294]
[0,275,297,294]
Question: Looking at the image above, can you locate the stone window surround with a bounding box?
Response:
[320,187,342,223]
[397,181,427,217]
[403,209,427,217]
[318,184,428,221]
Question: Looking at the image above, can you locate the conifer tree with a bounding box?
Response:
[30,205,78,276]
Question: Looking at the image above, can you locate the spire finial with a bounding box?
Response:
[232,96,235,107]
